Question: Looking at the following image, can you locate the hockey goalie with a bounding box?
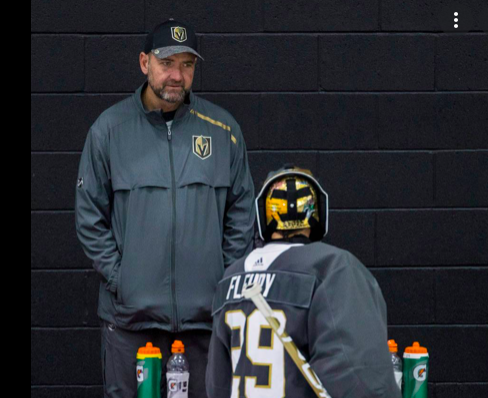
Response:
[206,165,401,398]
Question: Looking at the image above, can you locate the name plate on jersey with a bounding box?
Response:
[212,271,317,315]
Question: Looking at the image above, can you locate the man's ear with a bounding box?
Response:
[140,52,150,75]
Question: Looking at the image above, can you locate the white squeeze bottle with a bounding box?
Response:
[388,339,403,391]
[167,340,190,398]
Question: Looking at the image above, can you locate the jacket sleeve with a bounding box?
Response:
[206,311,234,398]
[223,125,256,267]
[308,252,401,398]
[75,126,121,294]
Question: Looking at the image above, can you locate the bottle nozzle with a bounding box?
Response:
[388,339,399,353]
[172,340,185,354]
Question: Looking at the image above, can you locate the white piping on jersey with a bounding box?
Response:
[244,243,304,273]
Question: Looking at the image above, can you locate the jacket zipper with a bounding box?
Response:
[167,124,179,332]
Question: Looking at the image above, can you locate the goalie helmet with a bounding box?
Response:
[256,164,329,242]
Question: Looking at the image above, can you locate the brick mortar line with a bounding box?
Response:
[30,90,488,95]
[31,385,103,388]
[247,149,488,153]
[30,150,488,154]
[32,327,101,330]
[30,32,488,36]
[434,382,488,385]
[30,266,488,272]
[31,207,488,213]
[31,382,488,386]
[32,269,95,273]
[31,325,488,330]
[388,325,488,328]
[370,267,488,270]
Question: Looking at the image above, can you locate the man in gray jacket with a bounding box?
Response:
[75,19,255,398]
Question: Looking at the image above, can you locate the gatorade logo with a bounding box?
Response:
[414,364,427,382]
[168,379,179,392]
[168,379,188,393]
[137,365,144,382]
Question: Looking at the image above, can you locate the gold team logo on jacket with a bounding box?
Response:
[171,27,187,42]
[193,135,212,160]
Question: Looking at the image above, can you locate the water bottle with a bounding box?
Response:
[137,342,162,398]
[166,340,190,398]
[403,342,429,398]
[388,339,403,391]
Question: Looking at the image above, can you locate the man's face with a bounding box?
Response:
[146,52,196,104]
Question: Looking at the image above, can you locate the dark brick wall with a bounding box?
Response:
[31,1,487,396]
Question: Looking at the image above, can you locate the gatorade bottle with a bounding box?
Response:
[403,342,429,398]
[137,342,162,398]
[388,340,403,391]
[166,340,190,398]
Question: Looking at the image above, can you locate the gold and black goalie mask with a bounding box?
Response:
[265,177,319,233]
[256,165,329,242]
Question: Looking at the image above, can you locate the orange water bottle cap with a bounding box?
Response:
[388,339,399,353]
[172,340,185,354]
[138,342,161,355]
[405,341,428,354]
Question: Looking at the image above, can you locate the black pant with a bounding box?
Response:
[101,321,211,398]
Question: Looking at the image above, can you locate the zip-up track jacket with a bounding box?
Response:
[75,82,256,332]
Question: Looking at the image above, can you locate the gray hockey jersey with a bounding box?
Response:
[206,239,401,398]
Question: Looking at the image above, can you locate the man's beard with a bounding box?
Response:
[148,78,189,104]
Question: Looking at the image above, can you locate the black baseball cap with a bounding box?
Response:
[144,19,203,60]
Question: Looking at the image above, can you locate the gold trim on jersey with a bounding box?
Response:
[190,109,231,132]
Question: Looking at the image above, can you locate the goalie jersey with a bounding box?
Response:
[206,238,401,398]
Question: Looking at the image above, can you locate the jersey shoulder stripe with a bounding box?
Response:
[190,109,232,132]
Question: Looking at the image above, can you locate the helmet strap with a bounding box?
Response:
[309,216,325,242]
[263,218,278,241]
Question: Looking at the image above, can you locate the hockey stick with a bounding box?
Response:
[243,283,332,398]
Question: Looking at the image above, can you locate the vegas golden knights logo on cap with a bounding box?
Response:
[171,27,187,42]
[193,136,212,160]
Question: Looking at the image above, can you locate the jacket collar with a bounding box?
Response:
[134,81,194,125]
